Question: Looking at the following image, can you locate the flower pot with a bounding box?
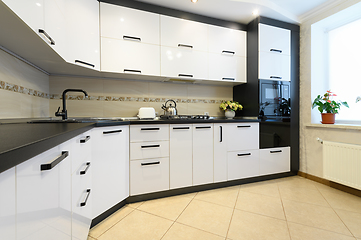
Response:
[225,110,235,119]
[321,113,335,124]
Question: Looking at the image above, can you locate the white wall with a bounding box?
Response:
[300,0,361,177]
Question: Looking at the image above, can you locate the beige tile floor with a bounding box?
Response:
[88,176,361,240]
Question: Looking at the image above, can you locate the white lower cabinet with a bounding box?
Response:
[213,124,227,183]
[130,157,169,195]
[130,141,169,160]
[169,124,193,189]
[0,167,16,240]
[228,150,260,181]
[91,126,129,219]
[193,124,214,186]
[227,123,259,152]
[260,147,290,175]
[16,145,72,240]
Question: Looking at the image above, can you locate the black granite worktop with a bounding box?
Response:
[0,117,259,174]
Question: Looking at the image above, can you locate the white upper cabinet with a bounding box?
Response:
[65,0,100,70]
[100,3,160,45]
[208,25,246,56]
[208,53,246,82]
[161,15,208,52]
[259,52,290,81]
[259,23,290,56]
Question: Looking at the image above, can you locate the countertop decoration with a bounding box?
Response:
[220,101,243,119]
[312,90,349,124]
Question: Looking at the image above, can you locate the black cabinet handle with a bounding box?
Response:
[195,126,211,129]
[80,162,91,175]
[141,128,160,131]
[141,145,160,149]
[38,29,55,45]
[270,150,283,153]
[237,125,251,128]
[80,136,90,143]
[237,153,251,157]
[173,127,190,130]
[270,76,282,79]
[123,35,141,42]
[141,161,160,166]
[178,44,193,48]
[41,151,68,171]
[124,69,141,74]
[178,74,193,78]
[80,189,91,207]
[220,126,223,142]
[103,130,122,135]
[270,49,282,53]
[222,78,235,81]
[75,60,95,68]
[222,50,235,55]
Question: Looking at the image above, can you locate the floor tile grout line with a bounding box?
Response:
[277,181,293,240]
[224,184,241,240]
[159,192,198,240]
[93,206,135,239]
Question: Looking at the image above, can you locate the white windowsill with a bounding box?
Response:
[306,123,361,131]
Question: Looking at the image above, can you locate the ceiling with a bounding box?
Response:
[134,0,335,24]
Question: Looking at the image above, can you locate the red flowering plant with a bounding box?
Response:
[312,90,349,114]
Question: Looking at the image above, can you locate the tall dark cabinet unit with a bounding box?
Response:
[233,17,300,174]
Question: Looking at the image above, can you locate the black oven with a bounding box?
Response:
[259,80,290,119]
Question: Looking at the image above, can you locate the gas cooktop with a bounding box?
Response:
[159,115,212,120]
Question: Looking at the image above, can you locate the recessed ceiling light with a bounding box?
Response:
[252,10,259,16]
[191,0,198,3]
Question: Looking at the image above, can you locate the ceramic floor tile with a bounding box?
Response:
[235,191,286,220]
[89,206,134,238]
[276,176,318,190]
[318,188,361,214]
[178,192,198,199]
[335,208,361,238]
[137,195,192,221]
[98,210,173,240]
[227,209,290,240]
[176,199,233,237]
[279,185,330,207]
[239,180,281,198]
[162,222,225,240]
[87,236,96,240]
[127,201,144,209]
[194,186,240,208]
[288,222,356,240]
[282,199,352,236]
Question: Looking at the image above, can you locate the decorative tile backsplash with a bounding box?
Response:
[0,79,228,104]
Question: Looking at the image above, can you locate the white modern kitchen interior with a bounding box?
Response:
[1,0,361,240]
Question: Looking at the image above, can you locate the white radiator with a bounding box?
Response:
[323,141,361,190]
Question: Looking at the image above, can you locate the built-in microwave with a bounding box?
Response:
[259,80,291,118]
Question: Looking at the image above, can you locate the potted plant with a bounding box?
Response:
[312,90,349,124]
[220,101,243,119]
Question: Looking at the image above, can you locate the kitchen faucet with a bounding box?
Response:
[55,89,88,120]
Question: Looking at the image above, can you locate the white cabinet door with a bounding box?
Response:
[170,124,193,189]
[228,150,260,181]
[130,157,169,196]
[227,123,259,152]
[100,3,160,45]
[161,46,208,80]
[259,23,290,56]
[259,147,290,175]
[193,124,214,186]
[209,53,246,83]
[214,124,227,183]
[16,145,72,240]
[101,37,160,76]
[208,25,246,57]
[0,167,16,240]
[259,52,290,81]
[161,15,208,52]
[92,126,129,218]
[65,0,100,70]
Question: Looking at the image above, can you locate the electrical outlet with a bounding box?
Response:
[204,112,209,116]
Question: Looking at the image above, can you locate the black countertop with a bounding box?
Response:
[0,117,260,174]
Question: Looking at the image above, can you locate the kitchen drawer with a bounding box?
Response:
[259,147,290,175]
[130,157,169,196]
[130,141,169,160]
[69,130,92,174]
[227,149,260,181]
[130,125,169,142]
[227,123,259,151]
